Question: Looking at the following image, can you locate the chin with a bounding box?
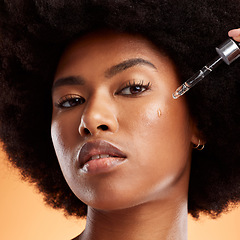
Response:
[79,192,144,212]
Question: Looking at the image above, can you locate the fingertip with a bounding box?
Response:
[228,28,240,37]
[232,36,240,42]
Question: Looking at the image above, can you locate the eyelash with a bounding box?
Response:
[55,94,85,109]
[118,80,151,96]
[55,81,151,109]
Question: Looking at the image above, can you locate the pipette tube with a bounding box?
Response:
[172,39,240,99]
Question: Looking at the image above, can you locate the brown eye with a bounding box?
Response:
[121,85,145,95]
[55,95,85,108]
[119,82,151,96]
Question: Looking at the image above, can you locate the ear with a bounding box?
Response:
[190,120,206,146]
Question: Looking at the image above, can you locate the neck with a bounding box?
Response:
[76,154,192,240]
[78,197,188,240]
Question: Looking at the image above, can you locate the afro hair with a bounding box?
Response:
[0,0,240,219]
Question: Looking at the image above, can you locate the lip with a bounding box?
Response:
[78,140,127,173]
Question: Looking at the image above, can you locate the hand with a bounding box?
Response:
[228,28,240,42]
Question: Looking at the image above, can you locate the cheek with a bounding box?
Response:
[51,117,79,180]
[51,121,69,174]
[125,97,191,145]
[51,121,65,160]
[124,97,192,181]
[51,111,80,153]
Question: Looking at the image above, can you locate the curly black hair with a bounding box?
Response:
[0,0,240,219]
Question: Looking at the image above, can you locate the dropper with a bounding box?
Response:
[172,39,240,99]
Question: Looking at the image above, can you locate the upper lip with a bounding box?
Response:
[78,140,127,167]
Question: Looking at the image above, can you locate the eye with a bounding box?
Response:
[118,81,151,95]
[55,94,85,109]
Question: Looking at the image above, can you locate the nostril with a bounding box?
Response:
[97,124,108,131]
[83,128,91,135]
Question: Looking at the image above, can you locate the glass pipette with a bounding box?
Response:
[172,39,240,99]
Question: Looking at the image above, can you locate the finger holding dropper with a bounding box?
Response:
[228,28,240,42]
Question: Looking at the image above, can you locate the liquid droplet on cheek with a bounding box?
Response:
[157,108,162,118]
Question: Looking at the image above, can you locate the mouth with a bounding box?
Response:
[78,140,127,173]
[89,154,119,161]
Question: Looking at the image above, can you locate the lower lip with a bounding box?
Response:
[80,157,126,174]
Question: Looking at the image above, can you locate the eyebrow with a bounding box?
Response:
[52,58,157,91]
[104,58,157,78]
[52,76,85,91]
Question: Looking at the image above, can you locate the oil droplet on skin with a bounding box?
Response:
[157,108,162,118]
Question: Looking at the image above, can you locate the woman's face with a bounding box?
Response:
[51,31,197,210]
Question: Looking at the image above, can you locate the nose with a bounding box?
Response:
[79,94,118,137]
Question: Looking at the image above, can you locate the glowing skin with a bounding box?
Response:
[51,31,199,240]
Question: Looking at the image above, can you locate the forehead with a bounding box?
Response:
[64,31,161,57]
[54,30,175,81]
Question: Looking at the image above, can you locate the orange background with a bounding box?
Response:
[1,147,240,240]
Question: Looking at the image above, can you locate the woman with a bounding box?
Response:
[0,1,240,239]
